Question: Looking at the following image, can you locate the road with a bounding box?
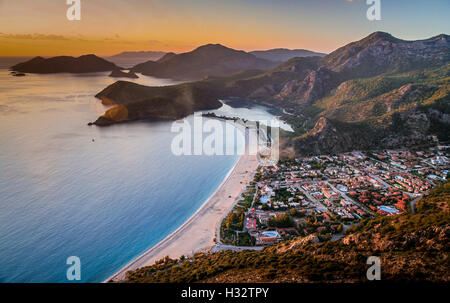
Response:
[211,244,264,252]
[409,195,423,214]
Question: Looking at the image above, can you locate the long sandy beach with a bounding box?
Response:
[106,134,259,282]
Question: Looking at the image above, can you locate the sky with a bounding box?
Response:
[0,0,449,57]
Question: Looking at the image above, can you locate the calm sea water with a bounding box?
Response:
[0,61,288,282]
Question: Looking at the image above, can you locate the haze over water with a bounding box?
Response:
[0,64,287,282]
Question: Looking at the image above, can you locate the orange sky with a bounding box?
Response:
[0,0,448,57]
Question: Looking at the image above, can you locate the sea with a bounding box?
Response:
[0,57,289,282]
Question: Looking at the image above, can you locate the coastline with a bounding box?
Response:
[105,127,259,282]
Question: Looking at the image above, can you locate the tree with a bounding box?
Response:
[290,208,296,216]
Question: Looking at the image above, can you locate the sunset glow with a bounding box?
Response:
[1,0,449,56]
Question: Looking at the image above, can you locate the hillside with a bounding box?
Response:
[123,181,449,283]
[249,48,326,62]
[130,44,277,80]
[11,55,120,73]
[285,63,450,155]
[231,32,450,106]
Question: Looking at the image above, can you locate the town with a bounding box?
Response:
[218,146,449,247]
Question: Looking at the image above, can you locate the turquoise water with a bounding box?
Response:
[0,61,290,282]
[0,69,242,282]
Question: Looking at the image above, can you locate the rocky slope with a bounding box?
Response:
[324,32,450,78]
[233,32,449,105]
[130,44,277,80]
[11,54,120,73]
[290,117,373,156]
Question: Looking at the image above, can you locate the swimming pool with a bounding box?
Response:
[262,231,278,237]
[378,206,400,214]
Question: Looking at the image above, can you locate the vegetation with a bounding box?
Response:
[220,184,256,246]
[268,213,295,228]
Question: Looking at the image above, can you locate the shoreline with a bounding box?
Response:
[105,127,259,282]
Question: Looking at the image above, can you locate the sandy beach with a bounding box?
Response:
[106,128,259,282]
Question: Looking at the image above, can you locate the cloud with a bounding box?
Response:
[0,33,69,40]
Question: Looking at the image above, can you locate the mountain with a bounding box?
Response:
[123,181,450,283]
[90,32,450,156]
[130,44,278,80]
[231,32,449,106]
[323,32,450,78]
[249,48,326,62]
[11,54,120,74]
[225,32,450,155]
[106,51,167,68]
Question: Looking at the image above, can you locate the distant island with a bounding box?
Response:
[11,54,120,74]
[249,48,327,62]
